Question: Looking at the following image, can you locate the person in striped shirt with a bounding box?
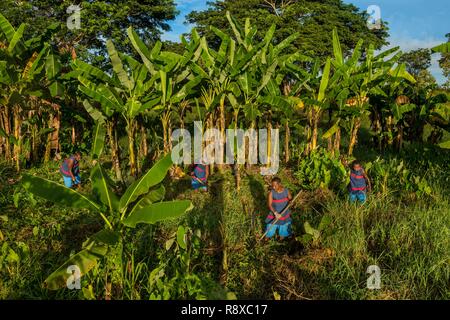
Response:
[348,160,371,203]
[265,177,293,240]
[60,152,82,189]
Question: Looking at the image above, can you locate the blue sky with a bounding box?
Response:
[162,0,450,83]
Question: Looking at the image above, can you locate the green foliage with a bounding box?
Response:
[294,150,347,192]
[0,0,178,57]
[298,215,334,247]
[22,154,193,290]
[187,0,389,59]
[366,157,432,197]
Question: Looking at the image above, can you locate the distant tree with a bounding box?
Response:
[0,0,178,57]
[399,48,432,78]
[186,0,389,59]
[416,70,437,89]
[162,40,186,55]
[438,33,450,89]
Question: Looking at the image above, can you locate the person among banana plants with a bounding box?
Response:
[60,152,82,189]
[348,160,371,203]
[265,177,293,240]
[190,162,209,192]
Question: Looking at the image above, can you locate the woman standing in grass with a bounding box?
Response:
[348,160,371,203]
[190,163,209,192]
[265,177,293,240]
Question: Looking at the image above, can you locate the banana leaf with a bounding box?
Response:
[123,200,193,228]
[22,174,101,212]
[119,154,173,211]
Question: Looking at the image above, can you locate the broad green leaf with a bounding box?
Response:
[318,58,331,102]
[332,28,343,66]
[73,59,118,86]
[171,75,203,103]
[91,122,106,159]
[0,13,16,42]
[119,154,173,211]
[272,32,299,57]
[45,54,61,80]
[160,70,167,105]
[49,81,64,97]
[7,23,25,53]
[123,200,193,228]
[91,164,119,212]
[257,60,278,96]
[226,11,244,47]
[83,100,106,123]
[304,221,320,240]
[44,242,108,290]
[25,44,49,80]
[318,215,332,231]
[83,229,120,248]
[177,225,187,250]
[438,140,450,149]
[127,26,156,74]
[130,185,166,214]
[260,24,276,63]
[432,42,450,53]
[22,174,101,212]
[106,40,134,91]
[78,76,121,111]
[322,120,340,139]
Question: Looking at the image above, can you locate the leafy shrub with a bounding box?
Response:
[366,158,432,197]
[294,150,348,192]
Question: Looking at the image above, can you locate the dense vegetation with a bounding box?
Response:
[0,3,449,300]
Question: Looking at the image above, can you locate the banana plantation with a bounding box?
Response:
[0,8,449,300]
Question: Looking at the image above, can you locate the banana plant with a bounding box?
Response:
[75,40,161,176]
[223,12,301,171]
[297,215,333,247]
[0,13,66,171]
[331,28,416,155]
[402,85,449,146]
[22,154,193,291]
[127,26,204,153]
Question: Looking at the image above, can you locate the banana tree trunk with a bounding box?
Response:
[310,107,321,153]
[208,114,214,174]
[140,124,148,159]
[2,105,11,161]
[233,110,240,191]
[304,109,311,156]
[71,125,76,145]
[127,119,137,177]
[327,136,333,155]
[13,106,22,172]
[44,113,54,163]
[162,110,170,154]
[386,115,393,147]
[333,127,341,154]
[348,117,361,156]
[219,96,226,172]
[284,121,290,163]
[245,120,256,171]
[396,124,404,151]
[267,120,272,170]
[108,120,123,183]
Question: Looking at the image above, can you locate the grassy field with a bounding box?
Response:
[1,141,449,300]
